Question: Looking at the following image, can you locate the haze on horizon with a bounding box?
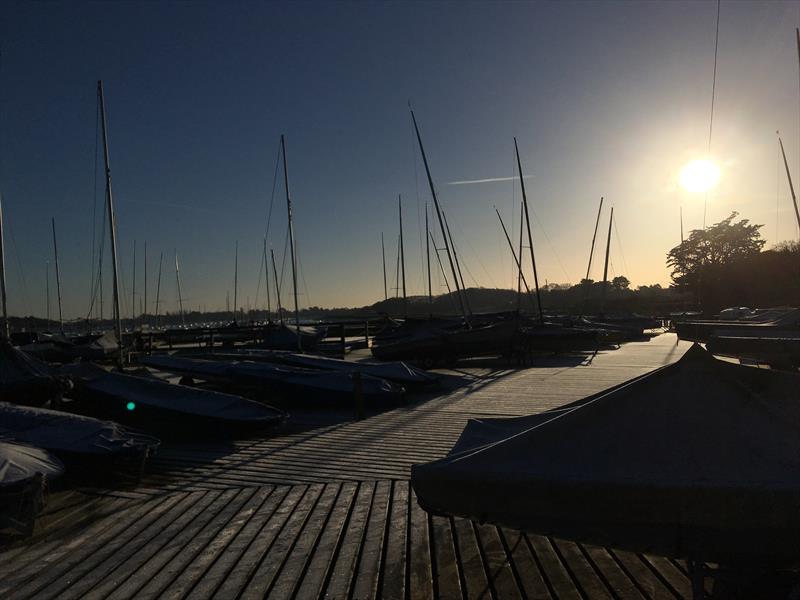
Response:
[0,1,798,320]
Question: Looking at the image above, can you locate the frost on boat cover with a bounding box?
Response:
[0,402,158,456]
[65,363,285,424]
[411,344,800,564]
[0,441,64,487]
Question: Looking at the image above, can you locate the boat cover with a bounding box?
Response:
[411,344,800,564]
[0,342,69,406]
[141,355,404,401]
[0,441,64,487]
[0,402,159,456]
[63,363,285,425]
[186,349,439,387]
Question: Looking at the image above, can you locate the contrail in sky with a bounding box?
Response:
[447,175,534,186]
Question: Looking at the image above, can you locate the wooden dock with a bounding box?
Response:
[1,334,701,599]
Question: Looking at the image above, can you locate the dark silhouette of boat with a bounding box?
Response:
[0,342,70,407]
[412,344,800,565]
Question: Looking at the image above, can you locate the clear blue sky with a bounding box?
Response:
[1,1,798,319]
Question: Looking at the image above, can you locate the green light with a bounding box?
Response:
[126,402,136,411]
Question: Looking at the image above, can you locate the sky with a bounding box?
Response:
[0,0,798,319]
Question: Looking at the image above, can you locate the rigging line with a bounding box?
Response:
[528,205,572,282]
[279,224,290,292]
[297,250,311,309]
[6,209,31,311]
[612,217,630,276]
[86,200,107,320]
[255,238,265,308]
[704,0,721,229]
[90,96,100,309]
[265,137,282,241]
[444,213,497,288]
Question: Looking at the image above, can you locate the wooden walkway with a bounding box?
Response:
[1,334,701,599]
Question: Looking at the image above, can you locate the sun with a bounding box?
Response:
[679,159,720,193]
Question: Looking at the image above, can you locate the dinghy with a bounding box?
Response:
[0,342,70,407]
[141,354,404,404]
[0,441,64,536]
[412,344,800,565]
[0,402,158,480]
[62,363,285,437]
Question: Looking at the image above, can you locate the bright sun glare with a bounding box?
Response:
[679,159,720,193]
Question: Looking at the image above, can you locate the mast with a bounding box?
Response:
[410,110,468,323]
[131,239,136,326]
[425,203,432,306]
[441,210,471,315]
[143,242,147,328]
[516,200,524,313]
[0,196,8,339]
[263,237,271,322]
[585,197,604,281]
[175,250,185,327]
[778,135,800,235]
[51,218,64,333]
[381,232,387,300]
[271,248,283,323]
[154,251,163,328]
[281,135,301,350]
[46,261,50,329]
[514,138,544,322]
[496,208,536,311]
[600,207,614,315]
[98,81,123,363]
[399,195,407,315]
[233,240,238,324]
[680,206,684,243]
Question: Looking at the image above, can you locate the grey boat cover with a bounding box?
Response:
[411,344,800,564]
[187,349,439,386]
[142,355,404,400]
[0,402,158,456]
[0,441,64,487]
[64,363,285,424]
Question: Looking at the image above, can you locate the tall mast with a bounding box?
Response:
[516,200,524,313]
[601,207,614,315]
[425,203,432,306]
[154,251,163,328]
[441,210,471,315]
[496,208,536,311]
[175,250,185,327]
[585,196,604,281]
[45,261,50,329]
[778,135,800,235]
[399,195,407,315]
[0,196,8,339]
[281,135,301,350]
[394,235,400,298]
[143,242,147,327]
[131,239,136,325]
[270,248,283,323]
[263,237,271,322]
[51,218,64,333]
[233,240,239,324]
[381,232,387,300]
[97,80,123,362]
[514,138,543,322]
[410,110,468,323]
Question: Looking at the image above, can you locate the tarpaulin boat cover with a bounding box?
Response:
[63,363,285,425]
[0,441,64,487]
[142,355,404,401]
[187,349,439,387]
[0,342,68,406]
[0,402,158,456]
[411,344,800,564]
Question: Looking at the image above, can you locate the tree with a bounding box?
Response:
[611,276,630,290]
[666,212,764,300]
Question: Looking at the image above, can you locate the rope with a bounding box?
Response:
[704,0,721,229]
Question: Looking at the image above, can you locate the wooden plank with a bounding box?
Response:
[292,481,358,599]
[641,554,693,599]
[552,538,613,599]
[498,529,551,599]
[379,480,409,600]
[526,535,582,600]
[350,479,391,599]
[473,523,520,599]
[237,483,326,599]
[430,515,463,600]
[609,549,678,599]
[210,485,308,599]
[407,487,434,600]
[452,518,491,599]
[323,481,376,599]
[580,545,645,599]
